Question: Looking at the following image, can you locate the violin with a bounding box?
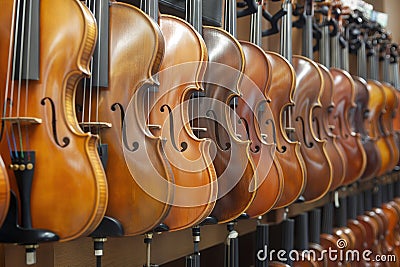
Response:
[363,34,393,177]
[148,0,218,230]
[0,157,10,228]
[76,0,174,235]
[0,0,107,240]
[291,0,333,202]
[325,7,366,186]
[262,0,306,209]
[309,2,346,191]
[195,0,257,223]
[238,0,283,218]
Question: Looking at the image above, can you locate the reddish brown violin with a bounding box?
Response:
[264,0,306,209]
[148,0,217,230]
[238,0,283,217]
[196,0,257,223]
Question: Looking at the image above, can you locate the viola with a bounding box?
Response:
[76,0,174,235]
[238,0,283,218]
[195,0,257,223]
[148,0,218,230]
[264,0,307,208]
[0,0,107,240]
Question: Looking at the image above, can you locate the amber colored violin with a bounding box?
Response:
[196,0,257,222]
[238,0,283,217]
[148,0,217,230]
[0,0,107,240]
[77,0,174,235]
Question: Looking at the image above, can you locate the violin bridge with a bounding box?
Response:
[147,124,162,130]
[2,117,42,125]
[191,127,207,133]
[284,127,295,133]
[79,122,112,130]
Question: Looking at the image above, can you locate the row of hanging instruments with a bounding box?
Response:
[1,0,400,266]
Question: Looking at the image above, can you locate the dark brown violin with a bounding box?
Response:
[0,0,107,240]
[238,0,283,218]
[148,0,217,230]
[77,0,174,235]
[264,0,307,208]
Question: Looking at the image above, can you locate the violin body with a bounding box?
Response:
[79,2,174,235]
[314,64,346,191]
[0,157,10,228]
[352,76,382,180]
[367,80,392,177]
[292,56,332,202]
[196,26,256,223]
[329,68,366,185]
[149,15,217,231]
[265,52,306,208]
[0,0,107,241]
[237,41,283,217]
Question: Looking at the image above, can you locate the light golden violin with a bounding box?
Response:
[0,0,107,241]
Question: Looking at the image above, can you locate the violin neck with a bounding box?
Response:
[224,0,237,38]
[13,0,40,80]
[280,0,292,63]
[302,0,314,60]
[390,46,399,88]
[87,0,109,87]
[250,2,262,47]
[186,0,202,35]
[368,43,379,80]
[142,0,159,23]
[357,35,368,79]
[347,194,358,220]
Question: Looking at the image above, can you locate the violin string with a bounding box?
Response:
[24,0,33,152]
[87,0,96,133]
[3,0,18,159]
[9,0,22,158]
[15,0,28,157]
[80,0,89,124]
[95,0,103,136]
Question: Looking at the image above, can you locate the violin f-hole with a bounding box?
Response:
[237,117,260,153]
[40,97,70,148]
[111,103,139,152]
[312,116,322,139]
[295,116,314,148]
[265,118,287,153]
[160,104,188,152]
[206,109,231,151]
